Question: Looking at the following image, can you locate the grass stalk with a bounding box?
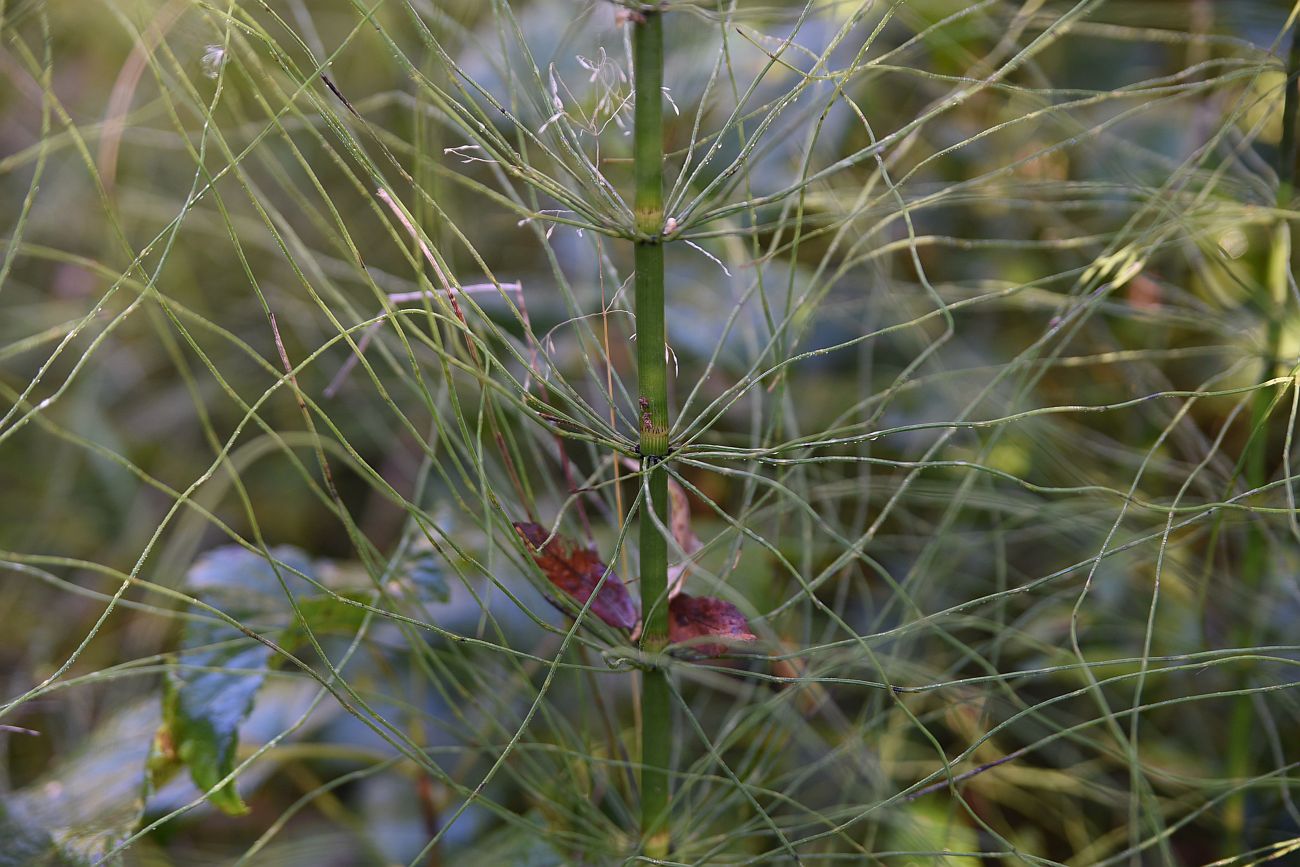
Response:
[1221,23,1300,853]
[632,7,672,860]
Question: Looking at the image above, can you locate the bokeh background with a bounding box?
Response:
[3,1,1300,864]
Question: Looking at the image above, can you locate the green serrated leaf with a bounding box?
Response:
[165,642,271,815]
[185,545,315,609]
[157,541,443,815]
[291,593,371,638]
[159,545,314,815]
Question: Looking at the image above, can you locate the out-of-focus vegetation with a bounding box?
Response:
[2,0,1300,864]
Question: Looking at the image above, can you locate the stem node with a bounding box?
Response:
[632,9,672,859]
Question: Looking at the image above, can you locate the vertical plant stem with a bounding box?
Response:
[1222,24,1300,854]
[633,7,671,860]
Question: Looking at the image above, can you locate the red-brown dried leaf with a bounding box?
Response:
[513,522,638,630]
[668,593,756,658]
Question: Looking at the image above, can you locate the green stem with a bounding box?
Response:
[1276,29,1300,209]
[1222,26,1300,855]
[632,8,671,860]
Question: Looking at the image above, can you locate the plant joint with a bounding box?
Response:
[604,646,670,672]
[634,213,665,241]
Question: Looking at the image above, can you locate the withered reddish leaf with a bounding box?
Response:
[513,522,638,629]
[665,475,702,598]
[668,593,756,658]
[666,478,702,559]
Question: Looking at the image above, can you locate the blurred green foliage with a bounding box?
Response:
[3,0,1300,864]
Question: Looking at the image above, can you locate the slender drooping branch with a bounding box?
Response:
[632,7,671,860]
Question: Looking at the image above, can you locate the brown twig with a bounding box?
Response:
[376,188,479,366]
[902,747,1030,802]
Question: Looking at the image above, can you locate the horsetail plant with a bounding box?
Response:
[5,1,1300,864]
[630,5,675,859]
